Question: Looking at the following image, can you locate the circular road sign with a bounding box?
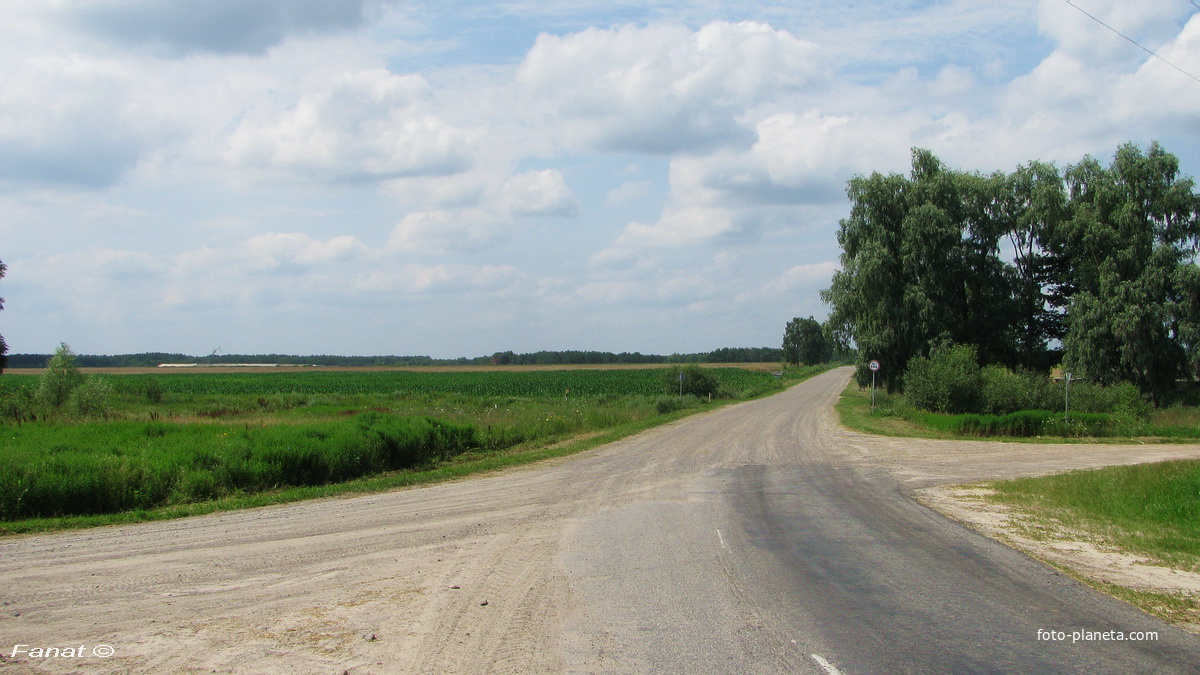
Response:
[868,360,881,372]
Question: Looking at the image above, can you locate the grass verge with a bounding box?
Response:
[989,460,1200,571]
[974,461,1200,630]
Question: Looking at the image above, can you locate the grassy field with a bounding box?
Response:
[0,364,831,533]
[836,381,1200,442]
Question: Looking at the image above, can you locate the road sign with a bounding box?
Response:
[868,360,880,372]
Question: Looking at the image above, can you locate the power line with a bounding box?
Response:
[1065,0,1200,85]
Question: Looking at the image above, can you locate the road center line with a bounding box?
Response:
[811,653,845,675]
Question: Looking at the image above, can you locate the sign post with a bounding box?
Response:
[1064,372,1072,424]
[868,360,881,412]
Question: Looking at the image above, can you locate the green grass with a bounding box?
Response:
[0,364,833,533]
[0,403,701,535]
[836,381,1200,443]
[988,460,1200,571]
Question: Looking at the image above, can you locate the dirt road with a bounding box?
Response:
[2,367,1199,673]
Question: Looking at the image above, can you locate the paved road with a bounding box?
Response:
[2,367,1198,673]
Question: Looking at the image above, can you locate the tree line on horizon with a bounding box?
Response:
[3,346,786,370]
[822,142,1199,403]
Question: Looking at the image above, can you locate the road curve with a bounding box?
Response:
[1,367,1198,673]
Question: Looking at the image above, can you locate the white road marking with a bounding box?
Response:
[715,528,727,550]
[811,653,845,675]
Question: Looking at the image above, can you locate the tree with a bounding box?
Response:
[782,316,830,365]
[1056,142,1200,401]
[822,142,1199,398]
[997,161,1070,371]
[36,343,84,409]
[821,149,1022,390]
[0,259,6,373]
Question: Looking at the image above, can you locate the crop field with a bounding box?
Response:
[0,364,829,527]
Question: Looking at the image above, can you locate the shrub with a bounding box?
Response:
[1068,380,1150,420]
[0,386,36,423]
[979,366,1057,415]
[903,342,982,414]
[69,377,115,419]
[663,365,719,399]
[144,377,165,404]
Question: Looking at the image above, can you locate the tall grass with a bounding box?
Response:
[0,414,479,520]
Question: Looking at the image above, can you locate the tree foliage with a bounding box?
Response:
[782,316,830,365]
[822,150,1022,391]
[1056,142,1200,402]
[36,343,85,409]
[823,142,1200,400]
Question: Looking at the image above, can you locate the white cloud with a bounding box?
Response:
[223,68,475,182]
[593,206,740,265]
[499,169,579,217]
[517,21,824,154]
[605,180,654,206]
[755,261,839,295]
[387,209,505,253]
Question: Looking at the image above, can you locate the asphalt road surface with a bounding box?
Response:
[2,367,1198,673]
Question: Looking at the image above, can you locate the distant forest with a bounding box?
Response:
[5,347,784,369]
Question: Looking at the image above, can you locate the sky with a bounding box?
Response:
[1,0,1198,358]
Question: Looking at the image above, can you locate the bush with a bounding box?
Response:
[902,342,982,414]
[0,386,36,423]
[979,366,1057,415]
[663,365,719,399]
[1068,380,1150,420]
[69,377,115,419]
[144,377,165,404]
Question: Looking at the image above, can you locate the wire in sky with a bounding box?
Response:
[1065,0,1200,85]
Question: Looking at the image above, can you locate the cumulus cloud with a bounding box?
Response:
[387,209,505,253]
[593,206,742,265]
[223,68,475,182]
[499,169,579,217]
[0,51,175,188]
[62,0,365,56]
[517,21,824,154]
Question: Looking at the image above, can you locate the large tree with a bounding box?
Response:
[823,142,1199,400]
[782,316,829,365]
[822,149,1021,390]
[1055,142,1200,401]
